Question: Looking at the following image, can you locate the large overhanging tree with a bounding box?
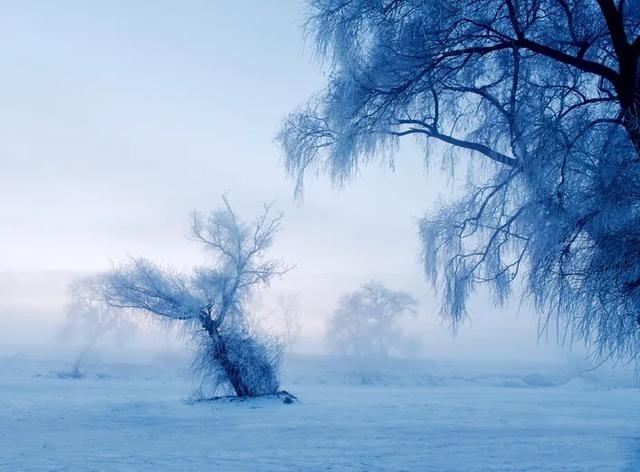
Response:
[278,0,640,363]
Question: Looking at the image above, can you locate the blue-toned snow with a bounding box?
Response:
[1,355,638,471]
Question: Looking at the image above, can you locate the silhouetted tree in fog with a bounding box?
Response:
[327,281,418,357]
[60,276,136,378]
[278,293,301,354]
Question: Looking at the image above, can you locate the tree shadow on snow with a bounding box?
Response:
[187,390,299,405]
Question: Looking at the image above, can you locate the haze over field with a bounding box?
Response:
[0,0,575,363]
[2,1,640,471]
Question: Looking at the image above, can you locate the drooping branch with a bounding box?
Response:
[279,0,640,363]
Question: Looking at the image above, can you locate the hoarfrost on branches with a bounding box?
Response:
[279,0,640,363]
[104,198,287,397]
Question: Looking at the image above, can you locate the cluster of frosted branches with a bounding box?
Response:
[104,199,286,397]
[279,0,640,363]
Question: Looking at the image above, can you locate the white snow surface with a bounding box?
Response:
[1,354,639,471]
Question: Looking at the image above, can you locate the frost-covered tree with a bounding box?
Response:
[279,0,640,363]
[59,276,136,378]
[104,199,287,397]
[327,281,418,357]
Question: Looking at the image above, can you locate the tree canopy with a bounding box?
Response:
[279,0,640,363]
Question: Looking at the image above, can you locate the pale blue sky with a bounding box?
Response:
[0,1,573,361]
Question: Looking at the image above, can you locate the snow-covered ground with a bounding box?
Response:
[1,355,638,471]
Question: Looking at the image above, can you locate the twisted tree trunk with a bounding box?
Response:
[202,316,252,397]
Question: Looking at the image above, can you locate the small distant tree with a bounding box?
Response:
[278,293,301,353]
[104,199,288,398]
[327,281,418,357]
[59,276,136,378]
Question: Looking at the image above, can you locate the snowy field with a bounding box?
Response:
[1,355,639,471]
